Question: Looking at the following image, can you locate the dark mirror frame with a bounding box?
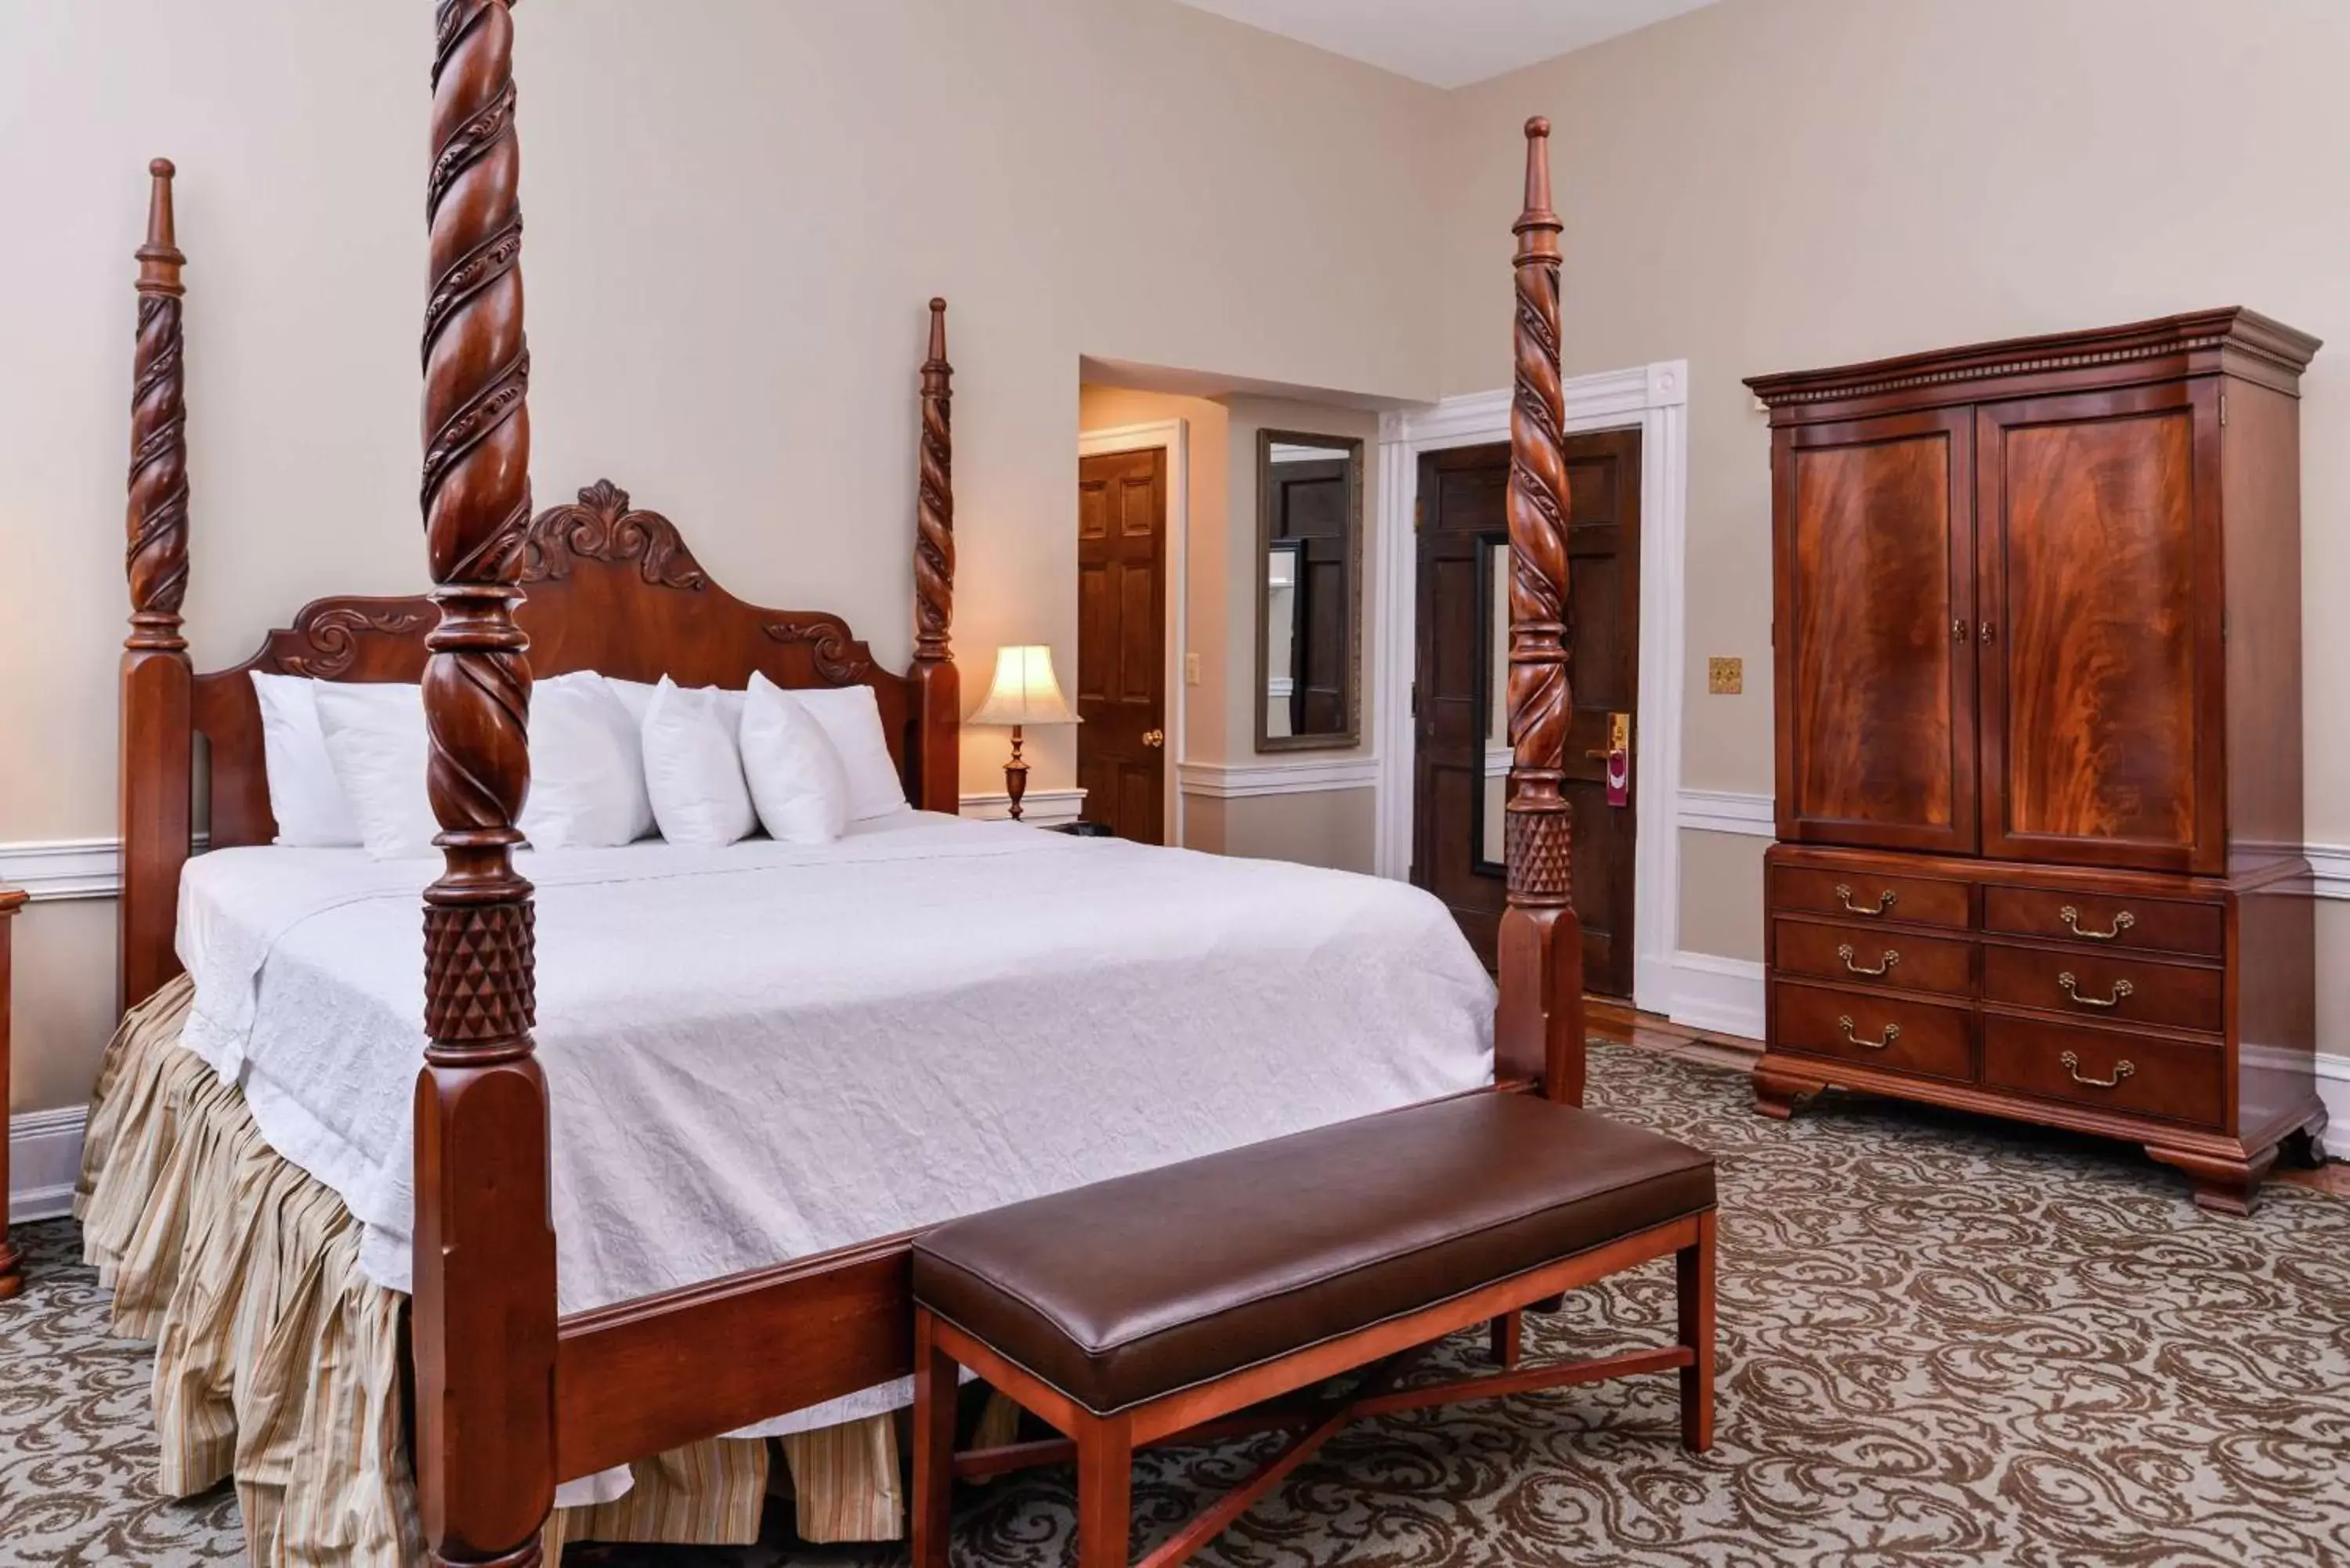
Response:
[1253,428,1365,753]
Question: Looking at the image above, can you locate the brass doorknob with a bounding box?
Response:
[1141,728,1165,749]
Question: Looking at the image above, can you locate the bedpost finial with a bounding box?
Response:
[137,157,185,297]
[927,298,949,364]
[1514,117,1560,257]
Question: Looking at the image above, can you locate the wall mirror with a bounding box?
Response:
[1254,430,1363,751]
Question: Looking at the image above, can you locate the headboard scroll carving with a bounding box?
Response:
[522,479,708,591]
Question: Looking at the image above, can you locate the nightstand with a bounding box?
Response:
[0,884,24,1299]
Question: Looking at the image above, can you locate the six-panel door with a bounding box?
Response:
[1974,384,2222,874]
[1776,409,1978,854]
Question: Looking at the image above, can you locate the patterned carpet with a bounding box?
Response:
[5,1042,2348,1566]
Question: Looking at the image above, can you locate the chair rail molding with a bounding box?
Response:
[1178,757,1380,799]
[959,788,1087,828]
[1374,359,1692,1019]
[1078,418,1191,847]
[1678,789,1775,838]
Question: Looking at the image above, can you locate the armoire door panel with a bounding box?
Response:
[1777,410,1977,854]
[1976,387,2218,873]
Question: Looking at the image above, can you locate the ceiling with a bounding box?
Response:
[1169,0,1724,88]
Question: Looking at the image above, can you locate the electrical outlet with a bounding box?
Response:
[1184,651,1201,685]
[1708,656,1743,695]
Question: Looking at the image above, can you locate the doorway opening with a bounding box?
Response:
[1410,428,1643,996]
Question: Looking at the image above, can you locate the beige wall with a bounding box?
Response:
[1188,790,1377,876]
[1438,0,2350,1031]
[0,0,1449,1114]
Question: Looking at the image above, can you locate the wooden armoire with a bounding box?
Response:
[1746,310,2324,1213]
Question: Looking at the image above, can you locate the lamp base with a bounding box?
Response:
[1004,726,1029,822]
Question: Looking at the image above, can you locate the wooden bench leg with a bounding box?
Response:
[1075,1414,1134,1568]
[1676,1209,1716,1453]
[913,1309,960,1568]
[1487,1310,1524,1370]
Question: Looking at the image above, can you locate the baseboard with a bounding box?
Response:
[1662,950,1766,1042]
[8,1105,85,1224]
[958,788,1086,828]
[2317,1053,2350,1150]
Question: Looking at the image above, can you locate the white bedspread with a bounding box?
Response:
[173,811,1494,1447]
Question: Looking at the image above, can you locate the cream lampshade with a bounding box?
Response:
[968,645,1079,821]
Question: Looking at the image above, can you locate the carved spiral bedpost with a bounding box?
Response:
[120,158,194,1010]
[911,297,961,812]
[1496,117,1586,1105]
[414,2,556,1563]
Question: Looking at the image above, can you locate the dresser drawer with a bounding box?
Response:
[1982,887,2223,958]
[1981,943,2222,1035]
[1773,919,1972,997]
[1771,866,1971,930]
[1980,1015,2224,1129]
[1771,981,1974,1083]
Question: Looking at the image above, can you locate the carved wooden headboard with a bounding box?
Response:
[116,161,961,1007]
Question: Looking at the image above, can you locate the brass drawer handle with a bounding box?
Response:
[2057,971,2134,1010]
[1837,1014,1900,1050]
[2059,905,2135,941]
[1837,944,1900,977]
[2059,1050,2135,1089]
[1835,883,1896,917]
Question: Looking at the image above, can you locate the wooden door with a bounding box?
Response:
[1975,383,2219,874]
[1412,431,1642,994]
[1076,449,1167,844]
[1776,408,1977,855]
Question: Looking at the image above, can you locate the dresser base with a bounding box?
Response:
[1757,844,2323,1215]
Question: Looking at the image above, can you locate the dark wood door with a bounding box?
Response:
[1775,408,1978,855]
[1975,383,2219,874]
[1412,431,1642,995]
[1076,449,1167,844]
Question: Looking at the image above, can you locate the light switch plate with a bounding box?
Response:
[1708,656,1743,695]
[1185,651,1201,685]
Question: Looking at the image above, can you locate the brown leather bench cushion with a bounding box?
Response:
[911,1093,1716,1415]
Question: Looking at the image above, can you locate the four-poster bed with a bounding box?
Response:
[99,3,1591,1562]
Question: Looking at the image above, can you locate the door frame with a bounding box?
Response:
[1077,419,1190,847]
[1373,359,1690,1016]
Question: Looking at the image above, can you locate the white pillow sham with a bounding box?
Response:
[313,681,439,861]
[610,677,744,734]
[789,683,907,821]
[520,672,656,850]
[640,677,757,847]
[250,671,362,847]
[739,673,851,844]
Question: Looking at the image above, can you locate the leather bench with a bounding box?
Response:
[909,1092,1719,1568]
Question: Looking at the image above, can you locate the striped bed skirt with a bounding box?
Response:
[75,977,907,1564]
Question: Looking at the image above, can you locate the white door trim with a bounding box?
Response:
[1077,419,1189,847]
[1374,360,1691,1018]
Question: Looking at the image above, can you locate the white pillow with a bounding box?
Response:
[790,683,907,821]
[250,672,362,847]
[520,673,655,850]
[640,677,756,847]
[610,677,744,732]
[739,674,851,844]
[313,682,439,860]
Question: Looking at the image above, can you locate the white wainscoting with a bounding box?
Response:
[956,789,1086,828]
[1676,789,1775,838]
[1177,757,1380,799]
[9,1106,85,1223]
[0,838,136,901]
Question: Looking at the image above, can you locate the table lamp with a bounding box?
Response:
[968,645,1080,821]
